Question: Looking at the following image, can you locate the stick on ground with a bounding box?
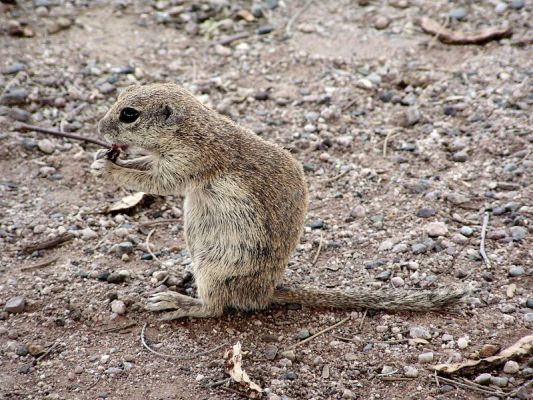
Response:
[17,123,111,148]
[420,17,512,45]
[285,0,315,37]
[22,232,75,253]
[140,323,226,360]
[286,316,350,350]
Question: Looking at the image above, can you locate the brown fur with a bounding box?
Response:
[96,83,464,320]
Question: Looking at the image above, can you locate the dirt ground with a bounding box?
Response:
[1,1,532,399]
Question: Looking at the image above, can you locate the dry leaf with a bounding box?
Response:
[432,334,533,375]
[225,342,262,397]
[105,192,145,213]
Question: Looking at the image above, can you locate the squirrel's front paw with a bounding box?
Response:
[90,151,113,177]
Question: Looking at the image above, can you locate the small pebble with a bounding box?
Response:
[403,366,418,378]
[495,2,507,14]
[480,344,500,358]
[342,389,355,399]
[391,276,404,287]
[409,326,431,340]
[110,300,126,315]
[416,208,436,218]
[459,226,473,236]
[503,360,519,374]
[37,139,55,154]
[510,226,527,241]
[257,25,273,35]
[490,376,508,387]
[284,371,297,380]
[474,373,492,385]
[345,353,357,361]
[508,266,525,277]
[510,0,524,10]
[297,329,310,340]
[374,16,390,30]
[4,297,26,313]
[449,7,467,20]
[526,298,533,308]
[81,228,98,240]
[457,337,469,349]
[426,222,448,237]
[280,350,295,361]
[418,352,434,363]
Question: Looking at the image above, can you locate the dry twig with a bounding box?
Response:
[32,341,61,366]
[420,17,512,45]
[17,123,110,148]
[311,235,323,266]
[145,228,161,264]
[138,218,181,227]
[212,32,250,46]
[140,323,226,360]
[434,376,504,397]
[20,256,59,271]
[100,321,137,333]
[480,211,491,269]
[287,316,350,349]
[321,169,350,184]
[23,232,75,253]
[285,0,315,37]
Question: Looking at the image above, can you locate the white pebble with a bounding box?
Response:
[391,276,404,287]
[418,352,434,363]
[457,337,469,349]
[110,300,126,315]
[503,360,519,374]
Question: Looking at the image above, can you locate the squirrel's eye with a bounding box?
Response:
[119,107,140,123]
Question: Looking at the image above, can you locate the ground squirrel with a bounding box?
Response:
[94,83,464,320]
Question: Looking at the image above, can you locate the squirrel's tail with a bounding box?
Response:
[272,286,465,311]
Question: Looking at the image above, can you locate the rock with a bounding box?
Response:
[495,2,507,14]
[441,334,453,342]
[490,376,508,387]
[280,350,295,361]
[449,7,467,20]
[510,0,524,10]
[426,222,448,237]
[264,344,278,360]
[451,151,468,162]
[257,25,273,35]
[403,366,418,378]
[107,272,127,284]
[374,16,390,30]
[1,87,29,105]
[418,352,433,363]
[81,228,98,240]
[411,243,427,254]
[417,208,436,218]
[403,107,421,126]
[110,300,126,315]
[375,271,391,281]
[459,226,473,236]
[37,139,55,154]
[409,326,431,340]
[1,62,26,75]
[503,360,519,374]
[445,192,470,205]
[284,371,297,380]
[480,344,500,358]
[392,244,408,253]
[526,298,533,308]
[110,241,134,255]
[451,233,468,245]
[16,344,29,356]
[508,266,525,277]
[350,205,366,218]
[474,373,492,385]
[308,219,324,229]
[457,337,469,349]
[19,364,31,374]
[27,343,44,356]
[8,107,31,122]
[5,297,26,313]
[296,329,311,340]
[98,83,116,94]
[391,276,404,287]
[251,4,263,17]
[254,91,269,101]
[499,304,515,314]
[510,226,527,241]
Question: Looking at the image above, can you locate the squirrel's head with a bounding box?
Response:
[98,83,210,153]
